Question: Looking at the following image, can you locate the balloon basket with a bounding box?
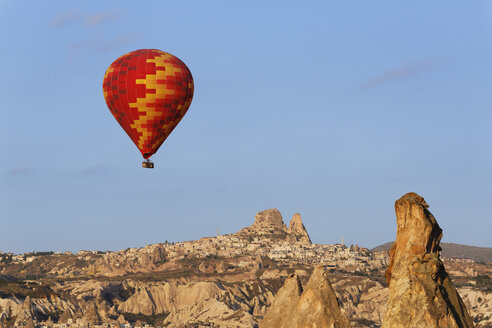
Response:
[142,160,154,169]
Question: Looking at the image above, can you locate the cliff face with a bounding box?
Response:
[260,266,351,328]
[383,192,475,328]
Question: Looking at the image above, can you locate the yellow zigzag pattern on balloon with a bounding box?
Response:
[129,52,182,150]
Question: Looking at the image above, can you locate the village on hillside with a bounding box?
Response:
[0,209,490,328]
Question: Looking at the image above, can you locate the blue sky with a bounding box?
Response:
[1,1,491,253]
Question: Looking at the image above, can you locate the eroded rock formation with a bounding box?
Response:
[13,296,35,327]
[288,213,312,244]
[260,273,304,327]
[252,209,286,230]
[239,209,311,244]
[383,192,474,328]
[117,281,225,315]
[1,204,489,327]
[261,266,351,328]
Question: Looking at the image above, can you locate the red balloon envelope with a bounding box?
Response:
[103,49,194,160]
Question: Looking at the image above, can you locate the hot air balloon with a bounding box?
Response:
[103,49,194,168]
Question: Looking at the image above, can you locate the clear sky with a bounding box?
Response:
[1,1,491,254]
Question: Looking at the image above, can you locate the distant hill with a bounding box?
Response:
[371,242,492,263]
[371,242,394,253]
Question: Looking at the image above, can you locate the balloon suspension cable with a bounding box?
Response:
[142,159,154,169]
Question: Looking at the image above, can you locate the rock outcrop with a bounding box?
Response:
[116,314,127,325]
[332,276,388,327]
[13,296,36,327]
[252,209,286,230]
[117,281,225,315]
[0,313,6,324]
[90,243,168,276]
[288,213,311,244]
[239,209,311,244]
[58,308,74,324]
[164,298,257,328]
[458,288,492,328]
[261,266,351,328]
[260,273,304,327]
[383,192,474,328]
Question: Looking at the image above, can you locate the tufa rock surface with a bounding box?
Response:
[13,296,36,327]
[251,208,287,230]
[260,273,304,328]
[239,209,311,244]
[260,266,351,328]
[288,213,312,244]
[383,192,474,328]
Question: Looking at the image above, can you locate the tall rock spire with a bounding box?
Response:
[383,192,474,328]
[287,213,311,244]
[260,273,304,327]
